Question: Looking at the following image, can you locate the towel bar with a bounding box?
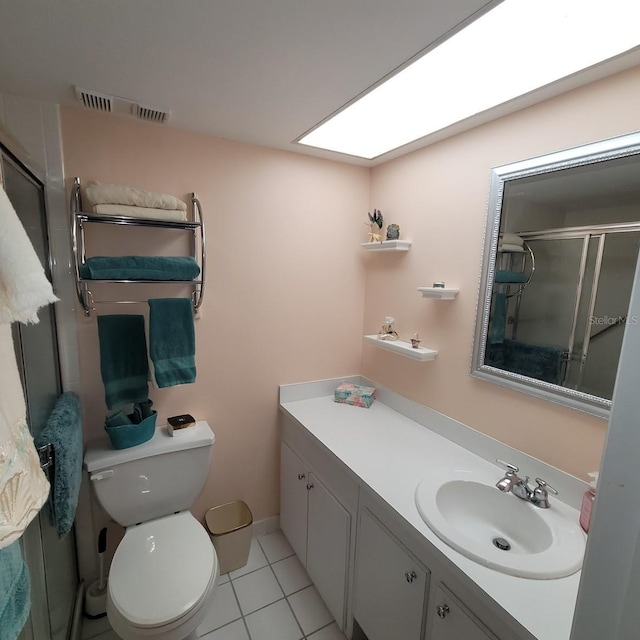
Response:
[70,177,206,317]
[37,442,54,470]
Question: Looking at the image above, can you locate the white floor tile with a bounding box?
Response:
[287,586,333,636]
[219,572,230,585]
[229,539,269,579]
[307,622,347,640]
[272,555,312,596]
[258,531,294,563]
[244,599,303,640]
[203,619,250,640]
[198,582,242,635]
[232,566,284,615]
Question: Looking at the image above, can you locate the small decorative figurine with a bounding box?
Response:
[367,209,384,242]
[386,224,400,240]
[410,333,422,349]
[378,316,399,341]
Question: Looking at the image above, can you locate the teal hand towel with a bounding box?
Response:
[148,298,196,388]
[0,541,31,640]
[35,392,83,538]
[80,256,200,281]
[97,315,149,409]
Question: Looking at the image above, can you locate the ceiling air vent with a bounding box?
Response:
[75,87,113,113]
[133,103,170,124]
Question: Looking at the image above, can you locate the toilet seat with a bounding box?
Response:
[108,511,217,629]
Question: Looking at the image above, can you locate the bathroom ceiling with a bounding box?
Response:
[0,0,499,165]
[0,1,638,166]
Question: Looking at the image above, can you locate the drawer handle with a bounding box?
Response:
[405,570,417,583]
[306,483,314,490]
[297,473,306,480]
[436,604,450,619]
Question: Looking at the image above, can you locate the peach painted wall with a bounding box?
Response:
[365,65,640,481]
[60,107,369,534]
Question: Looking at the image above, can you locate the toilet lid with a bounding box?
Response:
[109,512,216,628]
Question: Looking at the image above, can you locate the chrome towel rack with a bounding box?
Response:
[69,177,206,316]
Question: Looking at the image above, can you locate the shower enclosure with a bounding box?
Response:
[497,223,640,400]
[1,149,79,640]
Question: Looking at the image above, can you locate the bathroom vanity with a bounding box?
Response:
[279,377,585,640]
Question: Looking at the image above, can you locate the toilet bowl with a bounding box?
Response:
[85,421,218,640]
[106,512,219,640]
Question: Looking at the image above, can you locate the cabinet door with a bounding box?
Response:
[306,472,351,629]
[430,584,497,640]
[354,508,429,640]
[280,443,309,564]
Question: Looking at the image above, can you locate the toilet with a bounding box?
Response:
[84,421,219,640]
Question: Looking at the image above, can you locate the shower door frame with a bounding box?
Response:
[519,221,640,392]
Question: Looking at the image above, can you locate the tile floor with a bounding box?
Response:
[83,530,346,640]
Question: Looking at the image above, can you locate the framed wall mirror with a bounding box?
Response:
[472,132,640,417]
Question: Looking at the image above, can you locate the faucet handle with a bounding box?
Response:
[535,478,558,495]
[496,459,519,475]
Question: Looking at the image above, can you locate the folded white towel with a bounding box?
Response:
[499,233,524,246]
[498,243,525,253]
[86,180,187,212]
[0,188,58,325]
[94,204,187,222]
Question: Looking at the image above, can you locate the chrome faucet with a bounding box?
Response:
[495,460,558,508]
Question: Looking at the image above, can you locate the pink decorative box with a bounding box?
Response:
[334,382,376,408]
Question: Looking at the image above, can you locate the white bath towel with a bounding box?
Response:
[498,243,525,253]
[0,188,58,325]
[0,323,50,548]
[499,233,524,246]
[94,203,187,222]
[86,180,187,212]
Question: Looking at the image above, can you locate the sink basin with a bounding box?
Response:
[415,465,586,579]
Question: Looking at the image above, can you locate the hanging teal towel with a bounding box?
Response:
[35,392,83,538]
[97,315,149,409]
[80,256,200,281]
[0,541,31,640]
[148,298,196,388]
[489,292,507,345]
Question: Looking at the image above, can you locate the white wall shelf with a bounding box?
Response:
[417,286,459,300]
[364,335,437,361]
[361,240,411,252]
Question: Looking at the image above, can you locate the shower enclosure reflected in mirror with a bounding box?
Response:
[472,132,640,417]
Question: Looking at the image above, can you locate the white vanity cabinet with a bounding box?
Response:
[430,584,498,640]
[353,507,430,640]
[280,417,359,632]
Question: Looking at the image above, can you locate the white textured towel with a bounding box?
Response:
[93,203,187,221]
[499,233,524,246]
[86,180,188,212]
[0,323,50,548]
[0,188,58,324]
[498,243,525,253]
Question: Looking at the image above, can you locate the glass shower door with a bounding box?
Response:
[2,154,78,640]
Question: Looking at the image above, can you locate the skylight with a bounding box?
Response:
[298,0,640,160]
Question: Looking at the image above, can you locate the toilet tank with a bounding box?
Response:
[85,421,214,527]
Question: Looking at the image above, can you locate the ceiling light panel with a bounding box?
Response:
[299,0,640,159]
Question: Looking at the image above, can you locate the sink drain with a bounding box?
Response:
[493,537,511,551]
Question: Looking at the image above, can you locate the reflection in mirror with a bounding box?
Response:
[472,133,640,417]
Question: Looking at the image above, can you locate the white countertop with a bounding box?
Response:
[280,381,582,640]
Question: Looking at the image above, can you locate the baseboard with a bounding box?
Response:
[251,515,280,538]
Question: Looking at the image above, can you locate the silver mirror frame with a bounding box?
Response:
[471,131,640,418]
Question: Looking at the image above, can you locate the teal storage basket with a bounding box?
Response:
[104,402,157,450]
